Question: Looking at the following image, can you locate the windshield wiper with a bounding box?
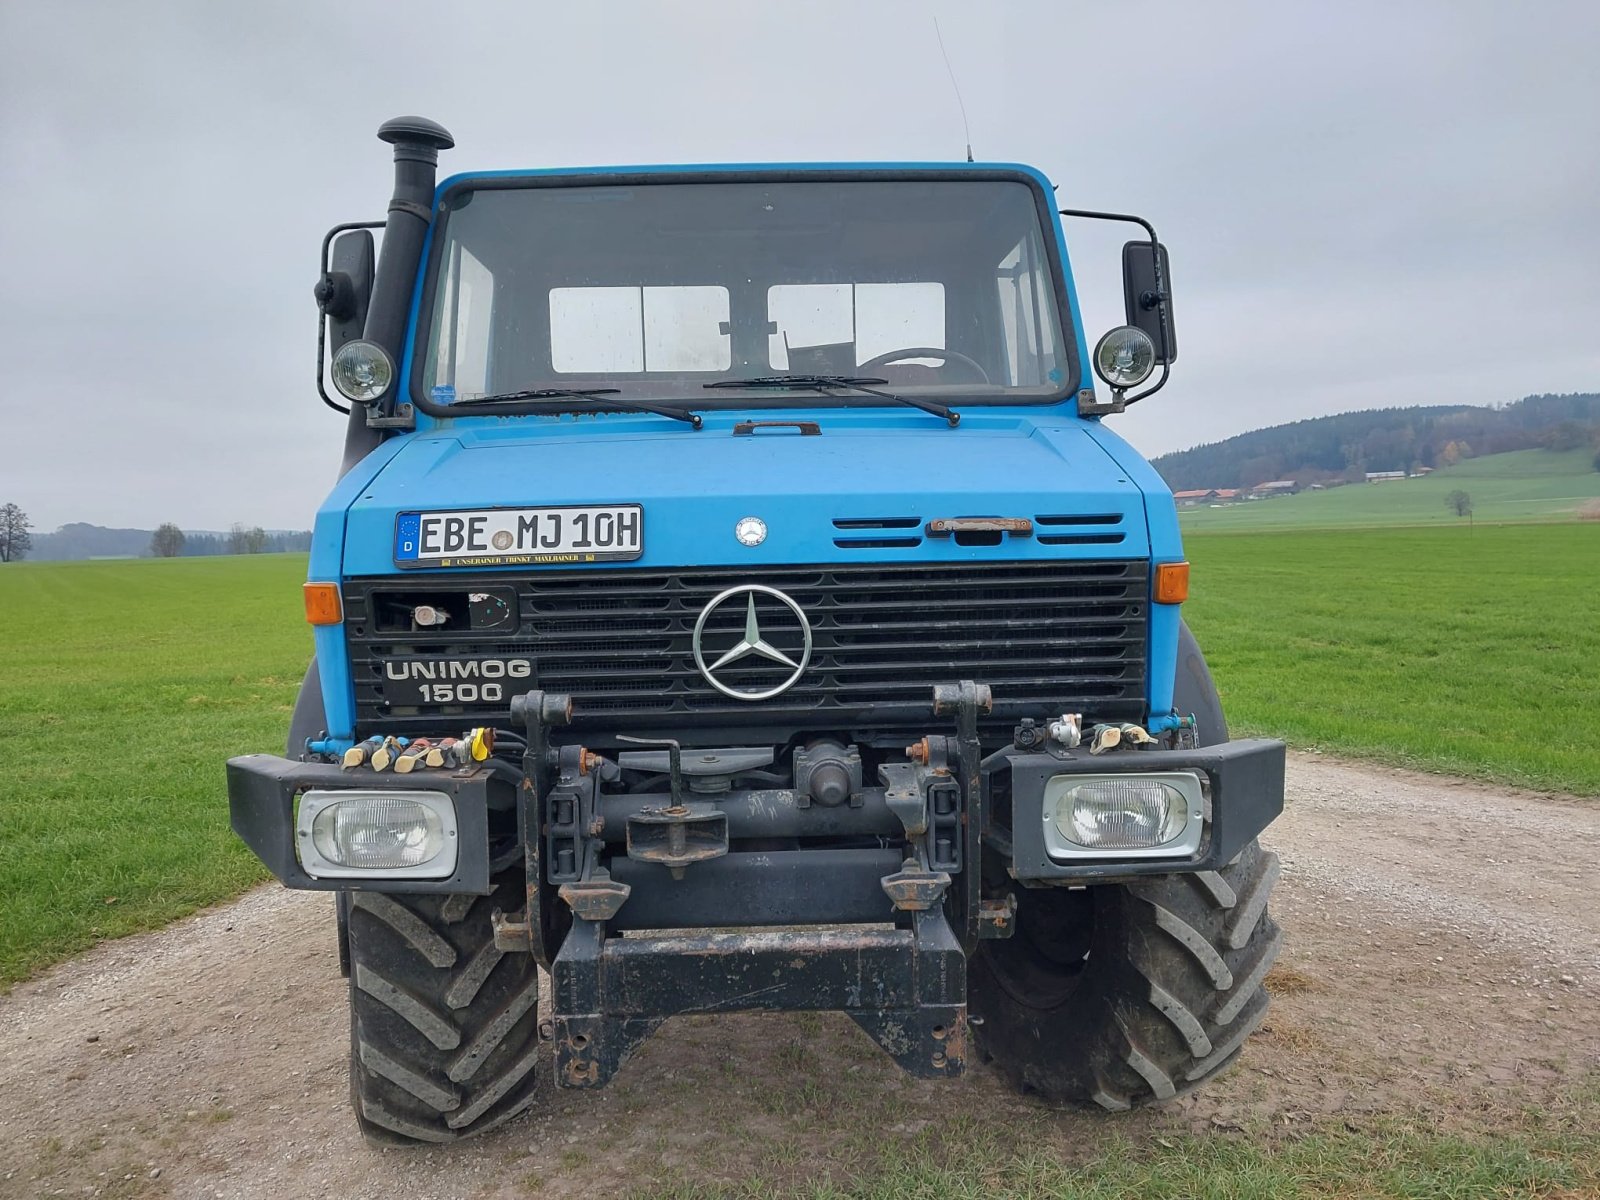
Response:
[703,375,958,427]
[452,387,702,429]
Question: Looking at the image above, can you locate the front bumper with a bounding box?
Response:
[993,738,1286,882]
[227,691,1285,1091]
[225,754,511,894]
[228,737,1285,895]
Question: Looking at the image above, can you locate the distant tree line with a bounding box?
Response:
[1153,392,1600,491]
[149,523,312,557]
[22,522,313,561]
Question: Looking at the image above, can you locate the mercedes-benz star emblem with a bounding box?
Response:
[692,584,813,701]
[734,516,767,547]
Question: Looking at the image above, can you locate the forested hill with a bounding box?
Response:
[1151,392,1600,491]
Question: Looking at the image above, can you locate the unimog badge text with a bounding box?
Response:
[382,657,533,706]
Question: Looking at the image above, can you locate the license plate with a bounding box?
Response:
[394,505,642,568]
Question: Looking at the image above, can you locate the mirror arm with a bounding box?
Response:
[315,220,385,417]
[1122,357,1171,406]
[1058,208,1173,408]
[315,300,347,415]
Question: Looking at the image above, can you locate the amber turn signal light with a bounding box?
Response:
[304,582,343,625]
[1154,561,1190,605]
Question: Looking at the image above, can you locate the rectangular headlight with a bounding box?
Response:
[1041,771,1205,860]
[295,789,458,879]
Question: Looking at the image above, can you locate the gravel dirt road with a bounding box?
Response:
[3,753,1596,1200]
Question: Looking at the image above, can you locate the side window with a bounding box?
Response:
[768,283,945,369]
[432,244,496,397]
[549,286,731,373]
[995,239,1058,386]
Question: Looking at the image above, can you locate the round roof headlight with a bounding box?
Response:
[330,339,395,405]
[1092,326,1157,390]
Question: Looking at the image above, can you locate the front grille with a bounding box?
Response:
[344,560,1148,734]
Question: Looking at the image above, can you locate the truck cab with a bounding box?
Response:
[228,117,1284,1144]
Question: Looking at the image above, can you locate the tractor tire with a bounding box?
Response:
[969,619,1281,1107]
[286,660,326,759]
[345,874,541,1144]
[1174,619,1228,746]
[969,841,1281,1107]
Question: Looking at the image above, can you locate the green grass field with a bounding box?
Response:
[1183,523,1600,793]
[1178,447,1600,531]
[626,1106,1600,1199]
[0,556,306,985]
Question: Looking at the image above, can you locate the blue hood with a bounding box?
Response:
[336,411,1149,576]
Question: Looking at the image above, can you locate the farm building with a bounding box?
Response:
[1249,480,1300,498]
[1366,471,1407,482]
[1173,489,1218,506]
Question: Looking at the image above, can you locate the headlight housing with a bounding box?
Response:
[295,789,458,879]
[1041,771,1205,860]
[1092,325,1157,390]
[329,339,395,405]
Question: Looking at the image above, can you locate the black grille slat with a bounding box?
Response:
[345,560,1148,732]
[832,517,922,529]
[1037,533,1128,546]
[1035,513,1125,526]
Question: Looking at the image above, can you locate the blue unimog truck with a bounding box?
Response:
[227,117,1285,1144]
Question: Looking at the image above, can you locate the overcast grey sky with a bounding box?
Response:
[3,0,1597,531]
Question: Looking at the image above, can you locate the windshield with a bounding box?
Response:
[419,177,1073,409]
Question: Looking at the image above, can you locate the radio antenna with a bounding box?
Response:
[933,17,974,162]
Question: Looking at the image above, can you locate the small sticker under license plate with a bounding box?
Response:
[394,505,643,568]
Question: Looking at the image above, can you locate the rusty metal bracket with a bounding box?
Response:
[510,690,575,970]
[617,734,685,806]
[490,907,535,953]
[932,681,992,952]
[880,860,952,911]
[977,894,1018,939]
[624,805,728,879]
[879,762,927,836]
[924,516,1033,537]
[558,874,632,922]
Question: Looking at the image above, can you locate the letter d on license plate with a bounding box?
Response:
[394,505,643,568]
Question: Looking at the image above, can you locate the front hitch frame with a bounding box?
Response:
[508,679,1013,1091]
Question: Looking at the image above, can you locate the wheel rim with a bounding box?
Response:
[983,887,1100,1010]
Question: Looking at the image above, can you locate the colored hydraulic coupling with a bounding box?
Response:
[1088,722,1158,755]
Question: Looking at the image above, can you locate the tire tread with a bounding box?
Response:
[352,893,458,968]
[1226,851,1280,950]
[972,838,1280,1111]
[346,877,540,1145]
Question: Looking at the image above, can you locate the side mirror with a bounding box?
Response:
[314,226,380,414]
[1121,241,1176,364]
[316,229,375,353]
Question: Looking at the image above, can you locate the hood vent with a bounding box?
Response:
[833,516,922,549]
[1034,512,1126,546]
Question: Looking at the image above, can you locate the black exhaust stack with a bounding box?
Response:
[341,116,454,470]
